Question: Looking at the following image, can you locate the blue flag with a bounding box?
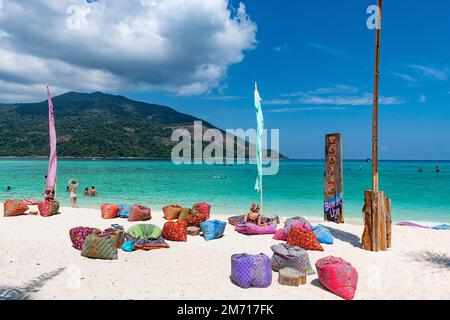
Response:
[254,83,264,193]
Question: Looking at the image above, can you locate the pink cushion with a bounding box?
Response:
[315,256,358,300]
[273,228,288,241]
[235,223,277,235]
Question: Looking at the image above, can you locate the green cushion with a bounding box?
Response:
[127,224,162,240]
[177,208,191,221]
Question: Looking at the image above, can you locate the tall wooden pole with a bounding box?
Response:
[372,0,383,192]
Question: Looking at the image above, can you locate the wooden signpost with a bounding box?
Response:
[324,133,344,224]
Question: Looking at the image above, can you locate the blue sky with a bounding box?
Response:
[126,0,450,160]
[0,0,449,159]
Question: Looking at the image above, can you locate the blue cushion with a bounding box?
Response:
[432,224,450,230]
[118,204,131,218]
[122,240,135,252]
[311,225,334,244]
[200,220,226,241]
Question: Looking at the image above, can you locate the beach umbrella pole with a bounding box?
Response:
[361,0,392,252]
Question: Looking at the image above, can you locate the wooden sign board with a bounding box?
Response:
[324,133,344,223]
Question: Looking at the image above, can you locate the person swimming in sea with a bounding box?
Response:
[436,164,440,173]
[84,187,89,196]
[90,186,97,197]
[6,186,11,191]
[66,186,70,192]
[419,165,423,173]
[68,178,79,208]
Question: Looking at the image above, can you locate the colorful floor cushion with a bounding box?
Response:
[127,224,162,240]
[122,240,136,252]
[69,227,101,250]
[287,227,324,251]
[81,234,118,260]
[312,225,334,244]
[186,210,207,227]
[3,200,29,217]
[432,224,450,230]
[228,215,279,226]
[134,237,170,251]
[117,204,131,218]
[163,205,182,220]
[235,223,277,236]
[98,228,125,249]
[101,204,119,219]
[316,256,358,300]
[285,216,312,230]
[273,228,288,241]
[230,253,272,288]
[193,203,211,220]
[177,207,191,221]
[128,205,152,222]
[162,220,188,242]
[200,220,226,241]
[38,200,60,217]
[270,243,315,275]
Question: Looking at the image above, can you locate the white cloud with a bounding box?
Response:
[410,64,448,81]
[392,72,416,83]
[295,92,404,106]
[273,44,288,52]
[307,43,348,58]
[264,99,291,105]
[419,94,427,103]
[0,0,257,101]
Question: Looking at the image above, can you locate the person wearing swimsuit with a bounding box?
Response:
[244,203,266,226]
[68,178,79,208]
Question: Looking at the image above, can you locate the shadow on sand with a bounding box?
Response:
[407,251,450,269]
[0,267,65,300]
[322,225,361,248]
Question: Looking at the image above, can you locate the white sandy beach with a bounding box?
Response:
[0,206,449,300]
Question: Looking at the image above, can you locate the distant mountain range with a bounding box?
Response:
[0,92,284,159]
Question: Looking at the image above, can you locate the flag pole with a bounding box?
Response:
[255,81,263,216]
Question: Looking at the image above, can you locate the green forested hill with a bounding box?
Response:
[0,92,284,159]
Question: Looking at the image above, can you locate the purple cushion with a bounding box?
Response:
[230,253,272,288]
[235,223,277,235]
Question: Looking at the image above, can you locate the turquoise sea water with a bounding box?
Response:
[0,159,449,223]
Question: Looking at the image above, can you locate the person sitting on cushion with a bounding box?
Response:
[244,203,267,226]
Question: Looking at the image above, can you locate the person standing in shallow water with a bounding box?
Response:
[84,187,89,196]
[436,164,440,173]
[90,186,97,197]
[68,178,79,208]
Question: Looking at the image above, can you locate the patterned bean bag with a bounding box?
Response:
[101,204,119,219]
[177,207,191,221]
[273,228,288,241]
[235,223,277,236]
[99,228,125,249]
[3,200,29,217]
[81,234,118,260]
[162,220,188,242]
[230,253,272,288]
[186,210,207,227]
[287,227,324,251]
[128,205,151,222]
[117,204,132,218]
[163,205,182,220]
[200,220,226,241]
[285,216,312,230]
[193,203,211,220]
[312,225,334,244]
[127,224,161,240]
[69,226,101,250]
[270,243,315,275]
[134,237,170,251]
[315,256,358,300]
[38,200,60,217]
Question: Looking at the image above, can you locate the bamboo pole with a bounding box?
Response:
[372,0,383,192]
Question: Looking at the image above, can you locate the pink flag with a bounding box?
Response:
[46,85,57,191]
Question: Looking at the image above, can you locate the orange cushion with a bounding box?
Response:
[287,227,324,251]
